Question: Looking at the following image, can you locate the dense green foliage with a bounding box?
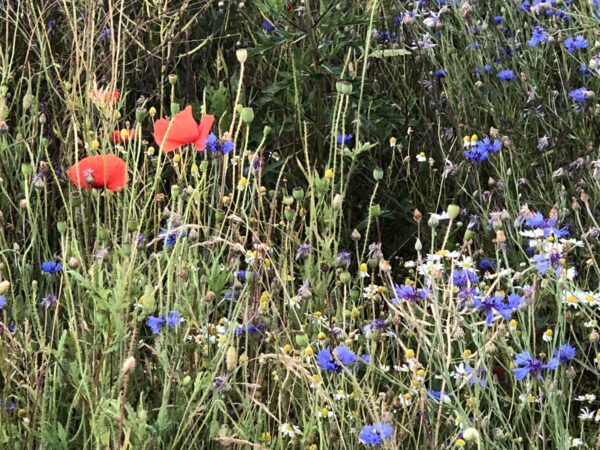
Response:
[0,0,599,449]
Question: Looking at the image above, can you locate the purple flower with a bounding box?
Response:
[392,283,428,303]
[450,269,479,287]
[554,344,576,363]
[147,315,167,334]
[262,21,275,34]
[434,69,447,77]
[569,87,594,103]
[42,294,58,308]
[336,345,357,365]
[497,69,516,81]
[317,347,341,373]
[0,296,5,310]
[359,422,393,446]
[336,250,352,269]
[473,293,522,326]
[513,351,559,380]
[41,261,62,274]
[295,242,313,261]
[527,26,548,47]
[564,35,588,53]
[167,310,182,327]
[336,134,353,146]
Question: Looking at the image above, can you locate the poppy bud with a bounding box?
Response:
[21,164,33,176]
[135,108,147,123]
[292,187,304,201]
[236,48,248,63]
[373,167,384,181]
[226,346,238,371]
[336,80,353,95]
[370,204,381,217]
[447,204,460,220]
[168,74,178,85]
[263,126,271,136]
[57,222,67,233]
[241,107,254,123]
[68,257,80,269]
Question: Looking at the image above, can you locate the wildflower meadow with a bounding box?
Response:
[1,0,600,448]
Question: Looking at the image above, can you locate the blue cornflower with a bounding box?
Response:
[564,35,588,53]
[335,345,357,365]
[473,293,522,326]
[497,69,516,81]
[0,296,5,310]
[525,212,569,237]
[147,316,167,334]
[533,254,551,275]
[493,16,503,24]
[427,389,450,402]
[262,21,275,34]
[317,347,342,373]
[42,294,58,308]
[359,422,393,446]
[569,87,593,103]
[99,27,112,43]
[554,344,576,363]
[336,134,353,146]
[167,310,182,327]
[41,261,62,274]
[475,137,502,154]
[450,269,479,287]
[235,322,266,336]
[295,242,313,261]
[483,64,493,72]
[392,283,429,303]
[527,26,548,47]
[513,351,559,380]
[336,250,352,269]
[221,140,235,154]
[479,258,497,272]
[434,69,447,77]
[464,145,489,162]
[205,132,235,154]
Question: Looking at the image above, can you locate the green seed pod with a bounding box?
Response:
[447,204,460,220]
[170,102,180,115]
[372,167,384,181]
[292,187,305,201]
[168,74,178,85]
[241,107,254,124]
[336,80,353,95]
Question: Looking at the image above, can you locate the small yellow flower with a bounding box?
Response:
[304,346,314,357]
[149,106,157,118]
[405,349,416,359]
[455,439,466,447]
[463,349,472,358]
[173,154,181,163]
[120,128,129,140]
[260,432,272,443]
[91,139,100,150]
[508,319,518,331]
[238,176,248,190]
[389,136,397,147]
[317,332,326,340]
[324,169,334,180]
[543,328,553,342]
[147,146,155,156]
[283,344,293,354]
[470,133,478,143]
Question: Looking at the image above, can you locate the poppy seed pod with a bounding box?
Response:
[236,48,248,63]
[241,107,254,123]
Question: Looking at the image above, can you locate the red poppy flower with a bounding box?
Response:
[66,155,128,191]
[110,129,137,144]
[153,105,215,153]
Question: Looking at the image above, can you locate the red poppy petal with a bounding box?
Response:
[67,155,128,191]
[153,106,200,152]
[194,115,215,152]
